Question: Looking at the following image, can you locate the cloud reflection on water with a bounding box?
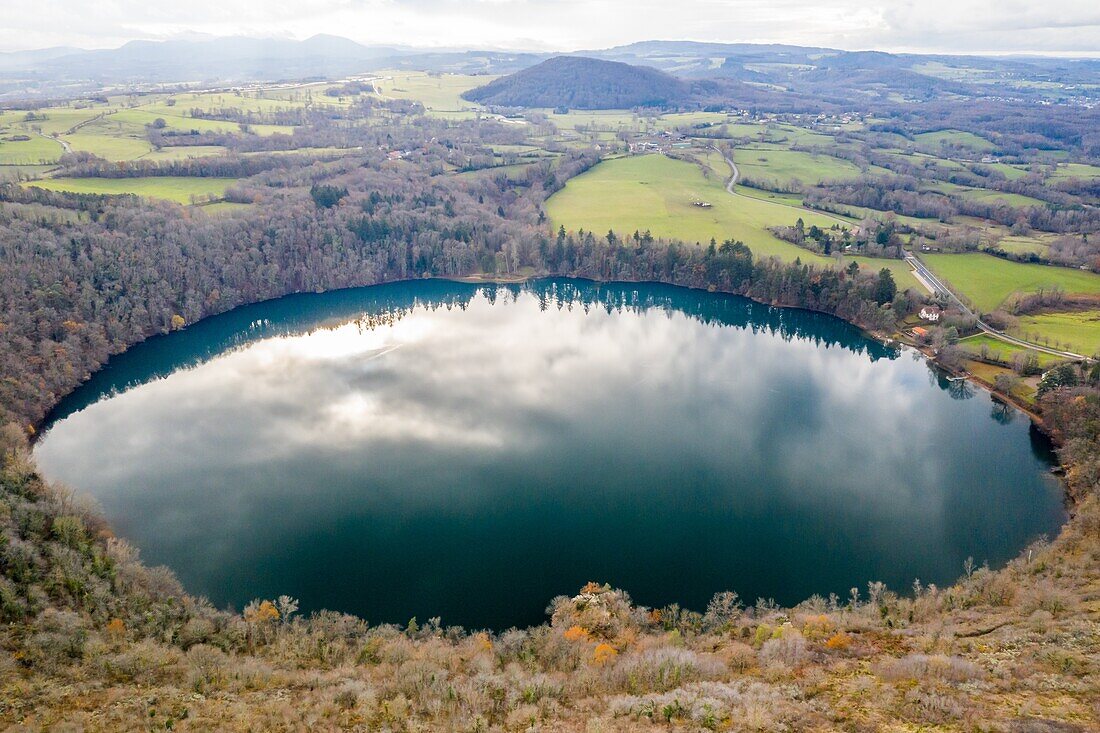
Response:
[35,280,1065,628]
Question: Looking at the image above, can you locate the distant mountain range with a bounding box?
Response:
[0,35,1097,105]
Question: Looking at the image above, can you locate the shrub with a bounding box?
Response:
[610,647,725,693]
[875,654,983,683]
[759,633,809,670]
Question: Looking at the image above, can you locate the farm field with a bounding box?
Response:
[958,333,1061,367]
[922,253,1100,312]
[914,129,995,151]
[546,154,918,287]
[732,146,862,186]
[0,134,64,165]
[1012,311,1100,356]
[374,71,490,113]
[992,234,1057,256]
[24,176,237,204]
[545,154,839,258]
[1048,162,1100,180]
[139,145,228,161]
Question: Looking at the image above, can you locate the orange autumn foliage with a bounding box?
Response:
[563,625,590,642]
[825,632,852,650]
[592,643,618,666]
[246,600,280,624]
[106,618,126,638]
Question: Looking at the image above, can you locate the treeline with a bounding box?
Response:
[0,151,911,430]
[803,176,1100,235]
[55,151,308,179]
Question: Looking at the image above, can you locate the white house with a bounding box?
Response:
[919,306,942,322]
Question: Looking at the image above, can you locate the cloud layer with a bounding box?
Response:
[1,0,1098,55]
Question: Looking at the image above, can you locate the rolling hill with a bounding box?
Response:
[461,56,691,109]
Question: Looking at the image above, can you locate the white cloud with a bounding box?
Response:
[0,0,1097,55]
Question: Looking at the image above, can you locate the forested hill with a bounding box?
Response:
[462,56,691,109]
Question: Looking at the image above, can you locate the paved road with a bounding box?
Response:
[37,131,71,154]
[711,144,1087,361]
[711,146,849,226]
[906,252,1088,361]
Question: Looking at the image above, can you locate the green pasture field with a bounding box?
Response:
[958,333,1061,367]
[732,146,862,186]
[0,134,64,165]
[23,176,237,204]
[985,163,1030,181]
[992,234,1055,256]
[1012,311,1100,356]
[140,145,228,161]
[64,132,153,161]
[545,154,918,288]
[1047,163,1100,180]
[914,129,996,151]
[546,109,646,131]
[0,164,55,182]
[923,253,1100,312]
[374,71,491,112]
[928,181,1047,208]
[110,109,295,136]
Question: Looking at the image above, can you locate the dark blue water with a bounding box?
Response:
[36,279,1065,629]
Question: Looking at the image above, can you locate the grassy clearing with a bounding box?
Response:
[546,154,918,287]
[958,333,1061,367]
[993,234,1055,256]
[986,163,1030,181]
[64,130,153,161]
[963,359,1039,401]
[914,129,995,151]
[374,71,491,112]
[0,135,64,165]
[962,188,1047,208]
[546,154,840,260]
[1012,311,1100,356]
[733,146,862,186]
[196,201,253,215]
[0,164,55,182]
[1048,162,1100,180]
[139,146,228,161]
[548,110,645,131]
[923,253,1100,312]
[23,177,237,204]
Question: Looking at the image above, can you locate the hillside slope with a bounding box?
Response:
[462,56,691,109]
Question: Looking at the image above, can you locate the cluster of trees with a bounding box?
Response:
[54,151,300,179]
[771,217,904,258]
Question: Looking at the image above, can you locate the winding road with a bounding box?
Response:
[906,253,1087,360]
[711,146,848,226]
[710,146,1088,362]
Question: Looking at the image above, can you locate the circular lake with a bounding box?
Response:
[36,279,1066,629]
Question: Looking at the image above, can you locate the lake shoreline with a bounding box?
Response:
[445,272,1062,453]
[38,269,1064,462]
[35,275,1066,627]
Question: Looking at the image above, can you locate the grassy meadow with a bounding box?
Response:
[957,333,1062,367]
[546,154,918,287]
[1012,310,1100,356]
[25,177,237,204]
[923,253,1100,312]
[733,145,863,186]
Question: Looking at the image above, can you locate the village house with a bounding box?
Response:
[919,306,942,322]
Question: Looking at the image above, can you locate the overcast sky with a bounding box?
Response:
[1,0,1098,56]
